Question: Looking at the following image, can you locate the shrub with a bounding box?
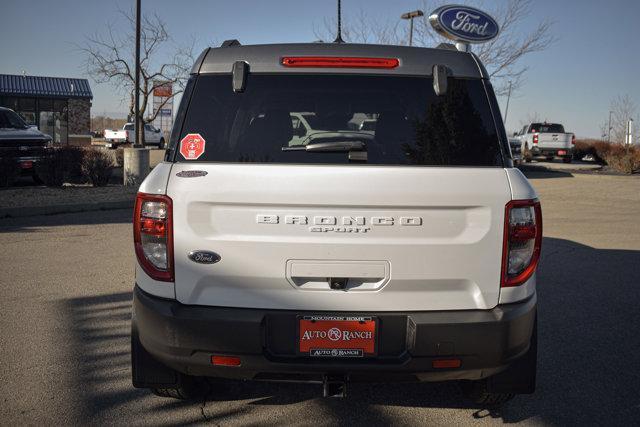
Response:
[573,139,609,164]
[114,148,125,168]
[0,157,21,187]
[62,145,86,180]
[574,139,640,173]
[81,149,114,187]
[602,144,640,174]
[35,149,66,186]
[34,146,88,187]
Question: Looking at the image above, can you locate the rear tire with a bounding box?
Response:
[151,377,209,400]
[462,314,537,407]
[460,380,514,407]
[523,144,533,163]
[159,138,165,149]
[32,172,44,185]
[132,310,209,400]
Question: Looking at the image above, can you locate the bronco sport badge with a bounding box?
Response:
[256,214,423,233]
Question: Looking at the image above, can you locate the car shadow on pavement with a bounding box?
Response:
[61,237,640,425]
[519,165,574,179]
[0,208,132,233]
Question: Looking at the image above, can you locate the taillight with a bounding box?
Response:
[533,133,539,144]
[134,193,173,281]
[501,199,542,287]
[281,56,399,69]
[571,134,575,145]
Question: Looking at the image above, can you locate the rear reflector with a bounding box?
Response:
[211,355,241,366]
[281,56,399,69]
[432,359,461,369]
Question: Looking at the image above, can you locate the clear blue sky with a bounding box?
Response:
[1,0,638,137]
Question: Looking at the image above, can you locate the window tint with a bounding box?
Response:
[124,124,134,131]
[175,74,503,166]
[529,123,565,133]
[0,109,28,129]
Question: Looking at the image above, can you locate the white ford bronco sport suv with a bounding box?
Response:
[131,40,541,406]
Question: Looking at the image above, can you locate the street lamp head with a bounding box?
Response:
[401,10,424,19]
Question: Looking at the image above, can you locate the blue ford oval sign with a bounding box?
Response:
[429,5,499,44]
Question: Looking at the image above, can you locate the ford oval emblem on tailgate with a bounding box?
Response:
[188,251,221,264]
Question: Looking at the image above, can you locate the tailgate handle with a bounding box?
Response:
[286,260,390,292]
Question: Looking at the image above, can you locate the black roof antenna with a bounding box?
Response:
[334,0,344,43]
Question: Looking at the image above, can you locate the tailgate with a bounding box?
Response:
[537,133,572,149]
[167,164,511,311]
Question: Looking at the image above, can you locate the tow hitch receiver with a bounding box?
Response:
[323,374,348,398]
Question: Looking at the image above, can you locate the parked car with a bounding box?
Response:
[289,112,374,148]
[514,122,574,163]
[131,41,540,406]
[104,123,165,148]
[0,106,52,183]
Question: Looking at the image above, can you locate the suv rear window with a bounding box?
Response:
[529,123,565,133]
[175,74,503,166]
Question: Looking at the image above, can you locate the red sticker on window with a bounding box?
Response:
[179,133,205,160]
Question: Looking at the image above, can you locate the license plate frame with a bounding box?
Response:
[297,315,378,358]
[19,161,33,169]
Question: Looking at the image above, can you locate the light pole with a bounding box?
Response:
[134,0,142,148]
[401,10,424,46]
[334,0,344,43]
[503,80,513,124]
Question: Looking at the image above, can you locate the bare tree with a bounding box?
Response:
[79,9,195,145]
[599,119,610,141]
[315,0,556,95]
[518,111,541,128]
[608,95,637,144]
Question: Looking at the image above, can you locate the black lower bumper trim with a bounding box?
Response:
[133,285,536,382]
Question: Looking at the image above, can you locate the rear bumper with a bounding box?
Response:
[530,146,572,156]
[133,285,536,383]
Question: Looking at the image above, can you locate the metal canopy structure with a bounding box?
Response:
[0,74,93,99]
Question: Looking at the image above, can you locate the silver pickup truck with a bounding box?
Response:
[514,122,574,163]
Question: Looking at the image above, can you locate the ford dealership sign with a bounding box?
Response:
[429,5,499,44]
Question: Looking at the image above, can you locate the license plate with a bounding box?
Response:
[20,161,33,169]
[298,315,377,357]
[558,150,567,156]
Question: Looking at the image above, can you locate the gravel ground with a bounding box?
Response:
[0,184,137,209]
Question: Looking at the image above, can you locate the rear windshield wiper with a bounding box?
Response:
[282,140,366,152]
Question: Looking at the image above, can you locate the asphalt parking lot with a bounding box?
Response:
[1,169,639,425]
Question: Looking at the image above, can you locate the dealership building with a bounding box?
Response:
[0,74,93,145]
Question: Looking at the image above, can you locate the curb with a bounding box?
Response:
[0,199,134,219]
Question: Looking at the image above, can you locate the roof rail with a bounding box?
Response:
[221,39,241,47]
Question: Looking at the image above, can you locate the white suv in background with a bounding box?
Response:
[131,41,541,406]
